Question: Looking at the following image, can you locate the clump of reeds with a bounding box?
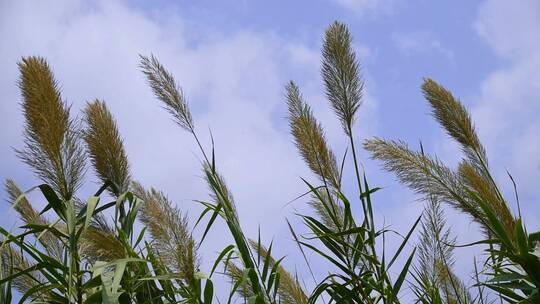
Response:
[2,20,539,304]
[365,78,540,301]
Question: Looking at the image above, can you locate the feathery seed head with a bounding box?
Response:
[17,56,85,200]
[5,179,41,226]
[422,78,487,168]
[83,100,131,195]
[5,179,64,259]
[322,21,364,135]
[140,54,194,132]
[457,161,516,240]
[80,227,125,262]
[422,79,517,242]
[203,164,238,218]
[416,197,458,295]
[132,182,199,287]
[364,138,489,233]
[248,240,309,304]
[1,245,50,301]
[410,188,474,304]
[224,262,253,299]
[309,188,344,231]
[18,57,67,154]
[286,81,341,189]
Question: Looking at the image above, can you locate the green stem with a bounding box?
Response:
[347,127,368,229]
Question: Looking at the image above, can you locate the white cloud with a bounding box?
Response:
[422,1,540,285]
[0,0,306,237]
[475,0,540,59]
[472,0,540,227]
[393,30,454,60]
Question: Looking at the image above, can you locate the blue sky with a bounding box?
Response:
[1,0,539,301]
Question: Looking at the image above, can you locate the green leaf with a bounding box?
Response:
[210,244,235,277]
[515,219,529,254]
[84,196,100,230]
[387,214,421,270]
[392,247,416,299]
[204,279,214,303]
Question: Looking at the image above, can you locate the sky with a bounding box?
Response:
[1,0,539,302]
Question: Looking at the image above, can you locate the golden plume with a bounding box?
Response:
[309,188,344,232]
[422,79,486,169]
[248,240,308,304]
[1,244,49,301]
[6,179,44,225]
[139,55,194,132]
[224,260,253,300]
[322,21,364,135]
[16,56,85,200]
[203,164,238,219]
[286,81,340,189]
[79,226,125,262]
[434,260,471,304]
[5,179,64,260]
[58,196,122,262]
[364,138,490,234]
[423,79,516,239]
[225,240,308,304]
[83,100,131,195]
[132,182,199,287]
[415,193,472,304]
[457,162,515,239]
